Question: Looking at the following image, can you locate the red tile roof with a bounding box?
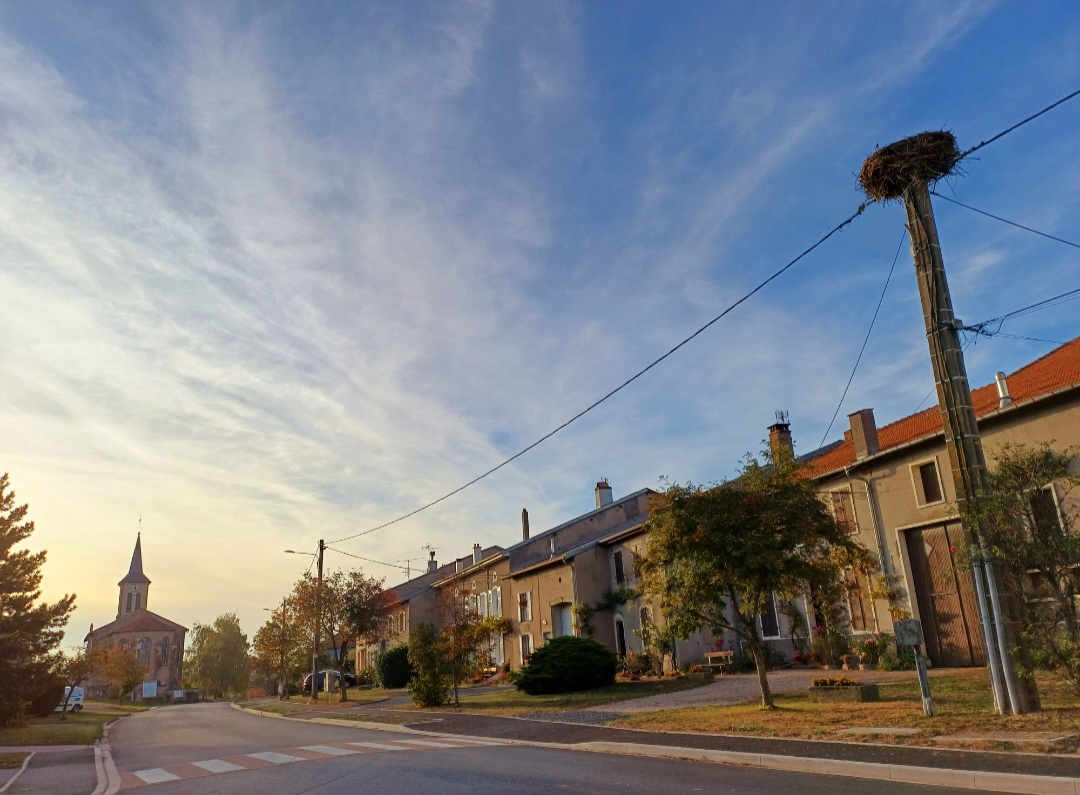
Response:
[806,337,1080,478]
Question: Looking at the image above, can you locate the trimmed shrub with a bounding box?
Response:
[515,636,618,695]
[407,624,451,707]
[376,644,412,689]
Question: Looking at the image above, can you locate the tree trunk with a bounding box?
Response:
[750,640,774,709]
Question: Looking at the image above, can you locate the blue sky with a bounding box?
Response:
[2,1,1078,641]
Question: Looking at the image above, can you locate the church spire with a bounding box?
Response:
[119,533,151,586]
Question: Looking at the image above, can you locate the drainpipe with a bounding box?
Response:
[844,467,890,632]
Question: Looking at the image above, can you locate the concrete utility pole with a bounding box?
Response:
[859,132,1036,715]
[313,539,325,701]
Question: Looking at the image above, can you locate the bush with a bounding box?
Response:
[811,626,852,667]
[29,675,65,718]
[376,645,412,689]
[515,636,617,695]
[407,624,451,707]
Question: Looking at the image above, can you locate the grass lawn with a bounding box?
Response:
[0,711,118,747]
[411,677,712,715]
[0,752,29,769]
[611,669,1080,752]
[242,687,389,714]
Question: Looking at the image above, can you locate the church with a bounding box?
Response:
[84,535,188,699]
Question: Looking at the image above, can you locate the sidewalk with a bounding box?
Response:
[0,745,97,795]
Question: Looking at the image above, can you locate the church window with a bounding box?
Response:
[135,592,142,610]
[160,637,169,665]
[137,637,151,666]
[126,593,133,613]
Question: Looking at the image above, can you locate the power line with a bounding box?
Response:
[328,201,871,545]
[957,88,1080,161]
[325,546,409,572]
[930,192,1080,250]
[990,332,1066,345]
[963,287,1080,337]
[817,230,906,449]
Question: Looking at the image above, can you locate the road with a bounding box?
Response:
[107,703,1002,795]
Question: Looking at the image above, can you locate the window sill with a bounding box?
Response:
[915,499,947,509]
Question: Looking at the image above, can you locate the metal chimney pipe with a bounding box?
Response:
[995,371,1012,408]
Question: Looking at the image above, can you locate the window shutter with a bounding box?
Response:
[831,491,857,534]
[846,570,868,632]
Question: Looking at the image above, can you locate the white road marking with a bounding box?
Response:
[300,745,360,756]
[394,739,465,748]
[192,759,247,773]
[348,741,410,751]
[247,751,302,764]
[452,739,507,746]
[133,768,181,784]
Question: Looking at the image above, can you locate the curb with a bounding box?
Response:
[0,752,33,795]
[231,702,1080,795]
[91,716,124,795]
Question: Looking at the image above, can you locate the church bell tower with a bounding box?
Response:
[117,533,152,619]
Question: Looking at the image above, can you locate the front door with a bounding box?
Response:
[904,523,987,667]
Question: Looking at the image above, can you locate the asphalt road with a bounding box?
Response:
[107,703,1005,795]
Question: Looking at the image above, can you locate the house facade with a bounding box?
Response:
[802,338,1080,667]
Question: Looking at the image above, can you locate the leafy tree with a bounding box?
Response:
[407,623,451,707]
[433,589,508,706]
[515,636,617,695]
[98,645,145,702]
[966,442,1080,694]
[639,449,858,708]
[252,597,308,697]
[54,647,102,718]
[0,473,76,726]
[185,613,249,698]
[291,569,393,702]
[375,644,412,689]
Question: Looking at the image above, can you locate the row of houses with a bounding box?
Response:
[362,337,1080,672]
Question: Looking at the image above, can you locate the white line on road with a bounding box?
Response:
[300,745,361,756]
[348,742,410,751]
[247,751,302,764]
[394,739,467,749]
[192,759,247,773]
[133,768,181,784]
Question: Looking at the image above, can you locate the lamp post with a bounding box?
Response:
[285,540,325,700]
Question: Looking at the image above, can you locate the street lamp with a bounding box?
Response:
[285,541,325,700]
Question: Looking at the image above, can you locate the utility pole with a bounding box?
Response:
[860,132,1036,715]
[312,539,325,701]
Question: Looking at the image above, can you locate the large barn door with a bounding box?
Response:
[904,523,987,668]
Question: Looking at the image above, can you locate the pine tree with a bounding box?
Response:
[0,473,76,725]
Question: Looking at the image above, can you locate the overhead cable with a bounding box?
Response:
[930,192,1080,250]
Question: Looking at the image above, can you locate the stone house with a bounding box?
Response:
[84,535,187,698]
[799,337,1080,667]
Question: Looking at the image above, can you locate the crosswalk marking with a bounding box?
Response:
[192,759,246,773]
[133,768,181,784]
[247,751,302,764]
[300,745,361,756]
[123,735,508,789]
[395,739,465,749]
[347,741,411,751]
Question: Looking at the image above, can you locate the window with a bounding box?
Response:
[397,612,406,633]
[520,633,533,662]
[478,592,488,618]
[135,592,142,610]
[137,637,150,666]
[159,637,169,665]
[613,551,625,585]
[846,570,870,632]
[758,593,781,639]
[830,490,857,534]
[491,586,502,617]
[125,593,133,613]
[614,619,627,657]
[518,591,532,622]
[913,460,944,506]
[639,606,650,629]
[1030,486,1063,533]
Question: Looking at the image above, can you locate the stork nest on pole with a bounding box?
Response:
[858,131,961,202]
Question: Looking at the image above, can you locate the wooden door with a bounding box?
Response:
[904,523,987,667]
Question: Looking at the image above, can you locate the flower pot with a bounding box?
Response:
[821,664,836,671]
[858,664,868,671]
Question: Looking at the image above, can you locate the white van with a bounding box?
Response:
[54,686,85,713]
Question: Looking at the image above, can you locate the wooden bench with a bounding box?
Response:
[704,650,734,676]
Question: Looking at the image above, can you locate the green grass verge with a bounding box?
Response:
[611,670,1080,751]
[0,711,116,747]
[412,677,711,714]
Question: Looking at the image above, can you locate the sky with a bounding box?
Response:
[2,1,1079,645]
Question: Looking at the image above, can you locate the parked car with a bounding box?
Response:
[54,686,84,713]
[302,670,356,691]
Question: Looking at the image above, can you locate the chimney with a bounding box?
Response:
[767,411,793,460]
[427,550,437,573]
[847,409,880,460]
[595,480,613,509]
[472,543,482,566]
[521,508,530,541]
[549,534,557,557]
[995,371,1013,408]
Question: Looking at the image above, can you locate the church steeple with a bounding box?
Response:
[117,533,151,619]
